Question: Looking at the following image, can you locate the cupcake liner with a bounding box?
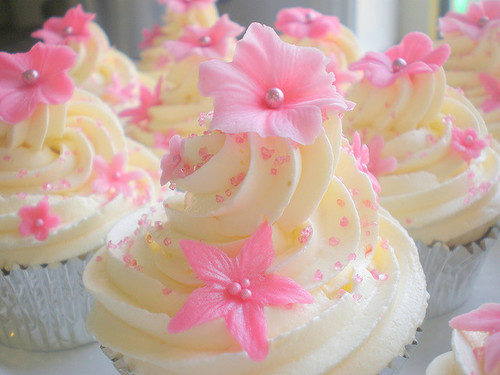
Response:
[0,251,95,351]
[417,223,499,319]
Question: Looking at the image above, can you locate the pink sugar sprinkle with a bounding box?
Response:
[362,199,372,208]
[155,221,164,230]
[337,289,347,298]
[17,192,27,199]
[96,256,102,262]
[107,240,117,250]
[329,237,340,246]
[378,273,388,281]
[270,168,277,175]
[365,230,371,236]
[225,189,232,197]
[216,194,225,203]
[467,171,475,180]
[334,261,343,271]
[230,172,245,186]
[340,216,349,227]
[381,238,389,249]
[354,274,363,283]
[365,244,373,257]
[162,287,172,295]
[472,347,485,362]
[17,169,27,178]
[464,197,470,204]
[274,155,290,166]
[351,188,359,196]
[370,269,380,280]
[260,147,275,160]
[163,237,172,246]
[336,199,345,207]
[352,293,362,301]
[405,218,412,224]
[348,253,356,261]
[314,269,323,281]
[42,183,53,191]
[2,155,11,161]
[298,225,313,243]
[169,182,176,190]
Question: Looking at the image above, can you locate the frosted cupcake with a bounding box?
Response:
[31,4,146,114]
[0,42,160,351]
[274,7,362,94]
[438,0,500,141]
[84,23,427,375]
[426,303,500,375]
[345,32,500,317]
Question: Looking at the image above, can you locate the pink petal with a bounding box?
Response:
[268,105,323,145]
[252,274,313,306]
[237,222,274,278]
[485,331,500,373]
[226,303,268,361]
[479,73,500,96]
[109,153,126,173]
[450,303,500,332]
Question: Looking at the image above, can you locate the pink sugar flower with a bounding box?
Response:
[451,126,488,163]
[479,73,500,113]
[198,23,353,145]
[450,303,500,373]
[103,74,137,105]
[0,42,76,124]
[18,199,61,241]
[168,222,313,361]
[120,79,163,127]
[352,132,381,193]
[274,7,341,39]
[349,32,450,87]
[139,24,163,50]
[163,14,244,62]
[160,134,185,185]
[31,4,95,45]
[92,153,145,197]
[158,0,216,13]
[439,0,500,40]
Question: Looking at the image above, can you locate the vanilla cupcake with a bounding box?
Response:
[426,303,500,375]
[0,42,160,351]
[438,0,500,141]
[84,23,427,375]
[345,31,500,317]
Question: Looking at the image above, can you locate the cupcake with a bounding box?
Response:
[84,23,427,375]
[274,7,362,94]
[0,42,160,351]
[31,4,148,114]
[437,0,500,141]
[345,31,500,317]
[426,303,500,374]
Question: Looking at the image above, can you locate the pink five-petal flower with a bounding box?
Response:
[198,23,353,145]
[479,72,500,113]
[31,4,95,45]
[439,0,500,40]
[139,24,163,50]
[160,134,185,185]
[158,0,216,13]
[450,303,500,373]
[0,42,76,124]
[18,199,61,241]
[163,14,244,62]
[120,79,163,128]
[349,31,450,88]
[274,7,341,39]
[92,153,145,197]
[168,222,314,361]
[352,132,381,193]
[451,126,488,163]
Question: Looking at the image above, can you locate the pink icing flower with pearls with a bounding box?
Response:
[31,4,95,45]
[120,80,163,127]
[158,0,216,13]
[18,199,61,241]
[160,134,185,185]
[168,222,313,361]
[198,23,353,145]
[479,73,500,113]
[0,42,76,124]
[349,32,450,87]
[439,0,500,40]
[139,24,163,50]
[450,303,500,374]
[451,126,488,163]
[92,153,146,197]
[274,7,341,39]
[163,14,244,62]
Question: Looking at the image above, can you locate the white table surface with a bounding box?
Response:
[1,247,499,375]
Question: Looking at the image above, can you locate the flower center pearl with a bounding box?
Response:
[305,13,314,23]
[22,69,40,85]
[35,218,44,227]
[265,88,284,109]
[63,26,74,35]
[113,171,122,179]
[392,58,407,73]
[227,279,252,300]
[465,135,475,145]
[199,35,212,46]
[477,17,489,27]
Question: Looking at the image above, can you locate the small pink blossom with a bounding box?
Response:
[163,15,244,62]
[349,32,450,87]
[439,0,500,40]
[274,7,341,39]
[160,135,185,185]
[325,53,358,92]
[198,23,353,145]
[450,303,500,373]
[139,24,163,50]
[479,73,500,113]
[168,222,313,361]
[451,126,488,162]
[103,74,137,105]
[31,4,95,45]
[18,199,61,241]
[0,42,76,124]
[158,0,216,13]
[120,79,163,128]
[92,153,145,197]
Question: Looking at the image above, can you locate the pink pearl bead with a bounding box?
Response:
[265,88,285,109]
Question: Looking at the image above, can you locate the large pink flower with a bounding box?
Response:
[0,42,76,124]
[479,73,500,113]
[439,0,500,40]
[163,14,244,62]
[18,199,61,241]
[450,303,500,373]
[349,32,450,88]
[31,4,95,45]
[274,7,341,39]
[158,0,215,13]
[451,126,488,163]
[198,23,353,145]
[168,222,313,361]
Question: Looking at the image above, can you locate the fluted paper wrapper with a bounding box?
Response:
[417,224,499,319]
[0,252,95,351]
[100,328,422,375]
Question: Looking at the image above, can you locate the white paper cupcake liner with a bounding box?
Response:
[417,223,499,319]
[0,251,95,351]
